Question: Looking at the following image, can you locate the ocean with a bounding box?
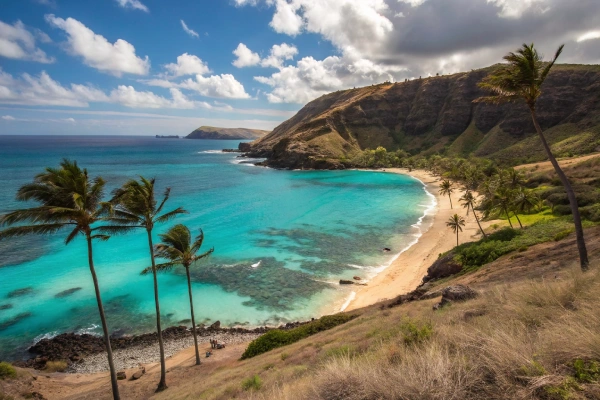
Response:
[0,135,434,360]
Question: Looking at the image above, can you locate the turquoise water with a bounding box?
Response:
[0,136,433,360]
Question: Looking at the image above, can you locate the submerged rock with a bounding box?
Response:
[0,312,32,331]
[0,304,13,311]
[54,287,82,298]
[339,280,355,285]
[7,287,35,298]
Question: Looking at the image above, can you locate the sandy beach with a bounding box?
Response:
[346,168,490,311]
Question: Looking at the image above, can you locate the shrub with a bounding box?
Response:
[44,360,68,373]
[280,352,289,361]
[572,359,600,383]
[554,229,572,241]
[241,375,262,391]
[241,314,356,359]
[400,319,433,345]
[0,362,16,379]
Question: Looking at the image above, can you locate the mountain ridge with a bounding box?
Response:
[186,126,269,140]
[246,64,600,169]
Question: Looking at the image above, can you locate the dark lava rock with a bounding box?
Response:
[117,371,126,380]
[131,370,144,380]
[353,276,362,281]
[54,287,82,298]
[423,253,462,283]
[434,285,477,310]
[0,303,13,310]
[7,287,34,298]
[238,142,252,152]
[339,280,355,285]
[209,321,221,330]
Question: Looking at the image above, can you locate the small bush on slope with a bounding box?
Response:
[0,362,16,379]
[241,314,356,360]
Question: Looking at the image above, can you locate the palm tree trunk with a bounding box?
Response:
[185,267,201,366]
[147,229,168,392]
[471,204,487,239]
[87,235,120,400]
[514,212,523,229]
[530,108,589,270]
[448,194,453,209]
[504,207,514,228]
[456,230,459,247]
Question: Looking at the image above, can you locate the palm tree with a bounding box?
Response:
[439,180,455,209]
[493,187,516,229]
[141,224,213,366]
[446,214,466,247]
[512,187,540,229]
[460,190,487,239]
[476,43,589,271]
[108,177,187,392]
[0,160,121,400]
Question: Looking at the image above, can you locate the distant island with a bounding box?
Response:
[185,126,270,140]
[155,135,180,139]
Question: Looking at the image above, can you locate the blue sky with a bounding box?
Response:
[1,0,599,135]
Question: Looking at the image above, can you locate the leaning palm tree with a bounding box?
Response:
[439,180,455,209]
[142,224,214,366]
[0,160,121,400]
[476,43,589,270]
[446,214,466,247]
[493,187,516,229]
[512,187,540,229]
[460,190,487,239]
[108,177,187,392]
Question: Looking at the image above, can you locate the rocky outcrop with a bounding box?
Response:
[434,285,478,309]
[422,253,463,282]
[246,65,600,169]
[186,126,269,140]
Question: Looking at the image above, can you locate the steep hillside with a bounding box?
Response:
[186,126,269,140]
[248,64,600,169]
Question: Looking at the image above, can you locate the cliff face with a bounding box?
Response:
[186,126,269,140]
[248,65,600,169]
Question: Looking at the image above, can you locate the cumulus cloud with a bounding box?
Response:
[163,53,210,77]
[178,74,251,99]
[180,20,199,38]
[0,20,54,63]
[45,14,150,76]
[0,68,240,109]
[261,43,298,68]
[232,43,261,67]
[115,0,148,12]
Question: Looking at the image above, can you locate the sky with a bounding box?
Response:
[0,0,599,136]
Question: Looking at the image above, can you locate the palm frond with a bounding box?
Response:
[0,224,65,240]
[140,262,177,275]
[155,207,188,224]
[91,234,111,241]
[95,225,138,235]
[65,227,81,245]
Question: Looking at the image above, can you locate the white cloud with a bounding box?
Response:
[261,43,298,68]
[180,20,199,38]
[178,74,251,99]
[486,0,547,18]
[115,0,148,12]
[398,0,427,6]
[2,115,15,120]
[45,14,150,76]
[577,30,600,43]
[269,0,304,35]
[163,53,210,77]
[232,43,261,67]
[109,86,203,109]
[0,20,54,63]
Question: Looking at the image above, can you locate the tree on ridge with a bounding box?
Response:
[0,159,121,400]
[107,177,187,392]
[142,224,213,366]
[476,43,589,271]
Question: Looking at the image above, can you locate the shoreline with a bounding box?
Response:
[345,168,488,311]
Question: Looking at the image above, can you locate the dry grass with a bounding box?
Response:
[239,264,600,400]
[43,361,68,373]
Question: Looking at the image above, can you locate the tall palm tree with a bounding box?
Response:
[108,177,187,392]
[476,43,589,271]
[459,190,487,239]
[446,214,466,247]
[512,187,540,229]
[142,224,213,366]
[439,180,455,209]
[0,160,121,400]
[493,187,516,229]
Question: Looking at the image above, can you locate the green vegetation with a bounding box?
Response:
[241,375,262,391]
[241,314,356,359]
[0,362,16,379]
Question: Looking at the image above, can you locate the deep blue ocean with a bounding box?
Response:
[0,135,433,360]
